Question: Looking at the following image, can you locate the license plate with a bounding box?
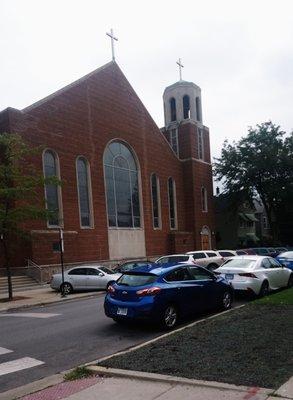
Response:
[225,274,234,280]
[117,307,128,316]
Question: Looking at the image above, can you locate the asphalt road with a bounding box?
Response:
[0,294,247,394]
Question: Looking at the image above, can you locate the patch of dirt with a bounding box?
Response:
[99,304,293,389]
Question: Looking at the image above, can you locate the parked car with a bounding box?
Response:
[276,251,293,271]
[104,263,233,329]
[186,250,224,271]
[214,256,293,296]
[50,266,121,294]
[241,248,258,255]
[155,254,196,265]
[275,247,288,254]
[114,260,152,273]
[217,249,248,258]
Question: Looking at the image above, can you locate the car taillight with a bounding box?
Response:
[136,287,161,296]
[107,285,115,293]
[239,273,258,278]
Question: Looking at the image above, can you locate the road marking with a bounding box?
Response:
[0,312,61,319]
[0,347,13,355]
[0,357,44,376]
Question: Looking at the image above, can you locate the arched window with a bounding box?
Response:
[168,177,177,229]
[43,150,61,226]
[196,96,202,122]
[151,173,161,229]
[170,97,177,122]
[104,141,141,228]
[76,157,93,228]
[198,128,204,160]
[183,95,190,119]
[201,187,208,212]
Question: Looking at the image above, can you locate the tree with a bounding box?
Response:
[214,122,293,244]
[0,133,60,300]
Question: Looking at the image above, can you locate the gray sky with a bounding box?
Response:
[1,0,293,160]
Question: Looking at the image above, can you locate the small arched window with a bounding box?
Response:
[201,187,208,212]
[170,97,177,122]
[43,150,61,226]
[168,177,177,229]
[183,95,190,119]
[104,141,141,228]
[151,173,161,229]
[76,157,93,228]
[196,97,202,122]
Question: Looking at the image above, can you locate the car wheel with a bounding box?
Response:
[259,281,269,297]
[60,282,73,295]
[161,305,178,330]
[207,263,218,272]
[222,291,232,310]
[287,274,293,288]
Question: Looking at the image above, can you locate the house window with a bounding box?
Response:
[198,128,204,160]
[170,97,177,122]
[263,216,268,229]
[196,96,202,122]
[183,95,190,119]
[43,150,62,226]
[169,128,179,156]
[168,177,177,229]
[201,187,208,212]
[104,141,141,228]
[76,157,93,228]
[151,173,161,229]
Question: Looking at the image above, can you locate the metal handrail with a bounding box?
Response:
[25,259,43,283]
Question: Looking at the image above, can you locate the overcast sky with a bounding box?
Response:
[1,0,293,160]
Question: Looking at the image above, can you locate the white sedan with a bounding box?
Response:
[50,266,121,294]
[214,256,293,296]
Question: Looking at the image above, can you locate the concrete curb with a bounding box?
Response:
[93,304,246,365]
[87,366,274,396]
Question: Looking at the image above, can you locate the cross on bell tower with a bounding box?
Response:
[176,58,184,81]
[106,28,118,61]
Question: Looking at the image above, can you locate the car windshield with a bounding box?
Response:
[254,248,269,255]
[99,266,115,274]
[117,273,157,286]
[279,252,293,258]
[222,259,256,269]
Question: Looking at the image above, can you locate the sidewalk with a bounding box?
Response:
[0,286,104,312]
[2,367,292,400]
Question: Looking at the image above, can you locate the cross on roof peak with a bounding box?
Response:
[106,28,118,61]
[176,58,184,81]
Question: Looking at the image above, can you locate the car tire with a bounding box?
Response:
[221,291,232,310]
[287,274,293,288]
[259,280,269,297]
[60,282,73,295]
[207,263,218,272]
[161,305,178,330]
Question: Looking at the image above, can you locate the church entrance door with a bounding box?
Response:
[200,226,211,250]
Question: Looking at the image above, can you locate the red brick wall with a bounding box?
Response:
[1,62,216,269]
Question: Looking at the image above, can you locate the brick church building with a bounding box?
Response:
[0,61,215,275]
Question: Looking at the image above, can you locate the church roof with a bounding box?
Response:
[163,80,200,94]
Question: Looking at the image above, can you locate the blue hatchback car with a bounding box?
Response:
[276,251,293,271]
[104,263,233,329]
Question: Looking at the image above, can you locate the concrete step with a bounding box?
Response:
[0,275,42,295]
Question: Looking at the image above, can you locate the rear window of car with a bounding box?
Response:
[236,250,247,255]
[222,259,256,269]
[219,251,234,257]
[117,273,157,286]
[206,252,217,257]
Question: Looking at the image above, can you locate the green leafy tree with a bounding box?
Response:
[0,133,60,300]
[214,122,293,244]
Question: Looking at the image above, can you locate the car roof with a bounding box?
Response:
[224,255,268,261]
[126,262,196,275]
[157,254,191,257]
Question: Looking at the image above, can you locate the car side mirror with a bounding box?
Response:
[98,272,104,277]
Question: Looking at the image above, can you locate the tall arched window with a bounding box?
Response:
[151,173,161,229]
[43,150,61,226]
[183,95,190,119]
[104,141,141,228]
[168,177,177,229]
[76,157,93,228]
[170,97,177,122]
[201,187,208,212]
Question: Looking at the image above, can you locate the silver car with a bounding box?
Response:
[50,266,121,294]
